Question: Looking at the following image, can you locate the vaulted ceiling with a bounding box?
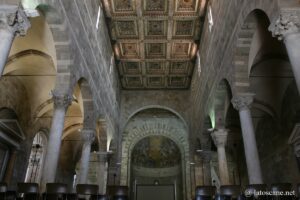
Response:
[102,0,207,89]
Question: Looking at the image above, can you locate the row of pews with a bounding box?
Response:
[0,182,128,200]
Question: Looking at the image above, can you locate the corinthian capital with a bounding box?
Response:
[211,129,228,148]
[231,94,254,111]
[51,91,73,110]
[269,9,300,40]
[81,129,96,144]
[0,6,31,36]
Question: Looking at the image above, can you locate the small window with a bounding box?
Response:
[24,131,47,183]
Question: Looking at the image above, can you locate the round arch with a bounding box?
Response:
[230,1,278,95]
[21,0,74,94]
[124,105,189,129]
[120,118,191,200]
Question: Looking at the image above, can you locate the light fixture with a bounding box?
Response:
[190,162,195,165]
[196,149,203,153]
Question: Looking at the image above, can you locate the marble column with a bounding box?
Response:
[211,129,230,185]
[0,6,30,76]
[78,129,96,184]
[269,10,300,94]
[97,152,108,194]
[232,94,263,184]
[41,92,72,190]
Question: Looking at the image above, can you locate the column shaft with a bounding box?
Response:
[42,107,66,185]
[0,29,14,75]
[284,33,300,93]
[203,161,212,185]
[217,146,229,185]
[239,108,263,184]
[0,6,30,76]
[4,150,17,184]
[211,129,230,185]
[78,143,92,184]
[78,129,95,184]
[97,158,108,194]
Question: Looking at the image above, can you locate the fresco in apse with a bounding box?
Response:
[132,136,181,168]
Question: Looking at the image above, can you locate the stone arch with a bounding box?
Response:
[124,105,189,129]
[22,0,75,94]
[231,1,278,95]
[121,118,191,200]
[214,79,232,128]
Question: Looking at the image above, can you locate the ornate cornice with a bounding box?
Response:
[51,91,73,110]
[231,94,254,111]
[0,6,30,36]
[211,129,228,148]
[81,128,96,144]
[269,9,300,40]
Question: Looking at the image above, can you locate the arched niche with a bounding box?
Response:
[120,108,191,200]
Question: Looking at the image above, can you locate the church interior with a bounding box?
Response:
[0,0,300,199]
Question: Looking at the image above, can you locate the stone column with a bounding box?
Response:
[41,92,72,190]
[269,10,300,94]
[0,6,30,76]
[211,129,230,185]
[201,151,212,186]
[97,152,108,194]
[4,150,17,184]
[78,129,96,184]
[232,95,263,184]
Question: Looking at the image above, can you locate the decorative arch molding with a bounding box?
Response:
[230,0,279,95]
[120,121,191,200]
[123,105,189,130]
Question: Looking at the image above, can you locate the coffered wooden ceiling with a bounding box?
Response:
[102,0,207,89]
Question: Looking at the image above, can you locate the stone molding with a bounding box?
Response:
[0,6,30,36]
[231,94,254,111]
[269,9,300,40]
[211,129,228,148]
[51,91,73,110]
[81,128,96,144]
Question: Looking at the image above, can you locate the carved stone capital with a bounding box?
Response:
[81,129,96,144]
[52,91,73,110]
[211,129,228,148]
[269,10,300,40]
[231,94,254,111]
[0,6,30,36]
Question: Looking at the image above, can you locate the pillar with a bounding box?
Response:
[232,94,263,184]
[269,10,300,94]
[4,150,17,184]
[97,152,108,194]
[201,151,212,186]
[0,6,30,76]
[41,92,72,190]
[211,129,230,185]
[78,129,96,184]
